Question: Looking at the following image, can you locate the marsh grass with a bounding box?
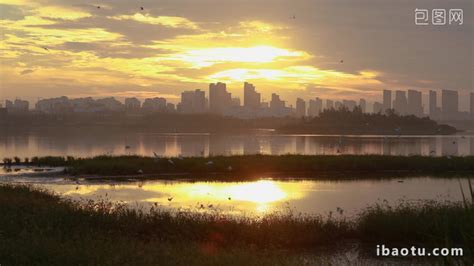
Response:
[3,155,474,177]
[0,184,473,264]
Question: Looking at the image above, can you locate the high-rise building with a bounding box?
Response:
[326,99,334,110]
[96,97,124,112]
[335,101,342,110]
[180,89,206,113]
[125,97,141,111]
[243,82,260,109]
[383,90,392,112]
[441,90,458,120]
[295,98,306,117]
[142,97,167,112]
[373,102,383,113]
[429,90,437,119]
[342,100,357,111]
[209,82,232,114]
[270,93,286,116]
[393,90,408,115]
[407,90,423,117]
[359,99,366,113]
[308,98,323,116]
[231,97,240,107]
[470,92,474,118]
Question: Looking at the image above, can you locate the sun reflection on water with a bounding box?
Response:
[58,179,302,214]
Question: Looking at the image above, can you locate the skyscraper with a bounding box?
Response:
[429,90,437,119]
[209,82,232,114]
[383,90,392,112]
[441,90,458,120]
[270,93,286,116]
[180,89,206,113]
[359,99,366,113]
[373,102,383,113]
[342,100,357,111]
[470,92,474,118]
[243,82,260,109]
[407,90,423,117]
[326,99,334,110]
[295,98,306,117]
[393,90,408,115]
[125,97,141,111]
[308,98,323,116]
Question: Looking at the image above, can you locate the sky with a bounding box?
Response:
[0,0,473,110]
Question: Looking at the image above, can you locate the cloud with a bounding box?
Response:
[108,13,199,29]
[20,69,34,75]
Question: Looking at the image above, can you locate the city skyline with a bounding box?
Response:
[2,82,473,120]
[0,0,472,111]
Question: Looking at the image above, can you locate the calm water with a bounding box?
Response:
[1,129,474,158]
[1,172,471,216]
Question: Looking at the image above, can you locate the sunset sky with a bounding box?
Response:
[0,0,472,109]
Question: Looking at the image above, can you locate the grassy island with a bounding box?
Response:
[3,154,474,178]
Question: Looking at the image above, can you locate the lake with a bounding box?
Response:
[1,171,471,217]
[1,129,474,158]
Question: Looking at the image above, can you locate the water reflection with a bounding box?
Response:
[1,129,474,158]
[13,177,467,216]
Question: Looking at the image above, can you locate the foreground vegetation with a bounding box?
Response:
[0,184,472,265]
[3,154,474,177]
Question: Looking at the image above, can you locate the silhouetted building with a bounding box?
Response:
[407,90,423,117]
[270,93,288,116]
[470,92,474,118]
[180,90,206,113]
[326,99,334,110]
[441,90,458,120]
[335,101,342,110]
[383,90,392,112]
[142,97,167,112]
[209,82,232,114]
[359,99,366,113]
[295,98,306,117]
[243,82,260,109]
[393,90,408,115]
[308,98,323,117]
[96,97,124,112]
[125,97,141,111]
[6,99,29,113]
[429,90,439,119]
[342,100,357,111]
[373,102,383,113]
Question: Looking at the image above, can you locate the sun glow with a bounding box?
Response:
[176,46,308,68]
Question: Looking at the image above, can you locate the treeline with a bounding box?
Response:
[280,107,457,135]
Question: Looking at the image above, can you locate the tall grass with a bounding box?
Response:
[0,184,473,264]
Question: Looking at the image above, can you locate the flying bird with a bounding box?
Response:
[97,5,101,9]
[340,59,344,63]
[42,47,49,51]
[140,7,144,10]
[167,197,173,202]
